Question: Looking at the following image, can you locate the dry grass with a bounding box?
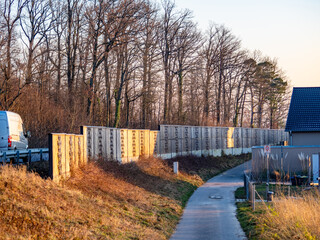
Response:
[238,190,320,240]
[0,155,248,239]
[0,165,100,239]
[257,192,320,240]
[0,157,203,239]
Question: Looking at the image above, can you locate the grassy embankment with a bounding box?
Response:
[0,154,249,239]
[236,184,320,239]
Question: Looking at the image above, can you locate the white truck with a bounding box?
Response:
[0,111,30,152]
[0,111,49,164]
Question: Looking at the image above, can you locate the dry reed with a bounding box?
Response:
[257,191,320,239]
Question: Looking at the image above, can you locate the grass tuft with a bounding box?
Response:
[257,192,320,239]
[236,187,320,239]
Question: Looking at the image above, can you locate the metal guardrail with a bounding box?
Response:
[0,148,49,165]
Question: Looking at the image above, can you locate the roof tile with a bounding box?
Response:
[285,87,320,132]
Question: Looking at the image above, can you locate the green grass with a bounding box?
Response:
[236,202,264,239]
[235,186,246,199]
[177,182,198,207]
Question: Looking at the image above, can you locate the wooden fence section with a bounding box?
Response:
[49,133,87,183]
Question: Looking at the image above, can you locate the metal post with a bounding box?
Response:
[244,173,247,198]
[40,149,43,162]
[28,150,32,166]
[3,152,6,165]
[266,153,269,200]
[281,146,283,184]
[252,184,255,211]
[246,175,249,200]
[267,153,270,185]
[16,151,20,165]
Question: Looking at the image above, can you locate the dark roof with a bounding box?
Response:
[285,87,320,132]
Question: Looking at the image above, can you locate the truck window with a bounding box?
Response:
[0,119,7,136]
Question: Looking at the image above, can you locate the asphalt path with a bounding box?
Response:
[170,160,251,240]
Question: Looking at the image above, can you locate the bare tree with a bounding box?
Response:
[159,0,192,123]
[218,26,241,125]
[113,1,146,127]
[201,24,219,125]
[173,17,200,123]
[137,0,159,128]
[20,0,52,85]
[86,0,144,124]
[0,0,291,147]
[0,0,26,110]
[233,57,255,127]
[65,0,83,108]
[46,0,66,102]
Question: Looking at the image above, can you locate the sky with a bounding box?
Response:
[174,0,320,88]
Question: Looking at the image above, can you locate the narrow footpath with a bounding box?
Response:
[170,160,251,240]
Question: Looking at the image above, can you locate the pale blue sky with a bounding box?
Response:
[174,0,320,87]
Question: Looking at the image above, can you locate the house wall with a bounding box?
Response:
[292,132,320,146]
[252,145,320,178]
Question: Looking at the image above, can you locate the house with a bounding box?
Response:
[285,87,320,145]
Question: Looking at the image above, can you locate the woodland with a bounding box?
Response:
[0,0,289,146]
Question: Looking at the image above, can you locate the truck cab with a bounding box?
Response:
[0,111,29,151]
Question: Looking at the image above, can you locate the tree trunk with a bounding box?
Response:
[113,50,125,128]
[257,92,263,128]
[250,87,255,128]
[55,36,62,103]
[217,70,222,125]
[203,68,211,125]
[104,41,112,127]
[4,31,12,110]
[177,70,183,123]
[141,43,149,128]
[26,40,34,85]
[163,65,169,123]
[270,106,274,129]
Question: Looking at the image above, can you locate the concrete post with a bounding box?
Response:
[173,161,179,174]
